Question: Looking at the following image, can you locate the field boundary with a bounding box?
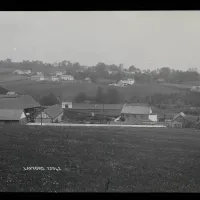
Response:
[26,123,166,128]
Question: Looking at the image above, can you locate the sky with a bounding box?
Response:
[0,11,200,70]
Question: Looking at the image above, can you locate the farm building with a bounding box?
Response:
[60,75,74,81]
[34,104,63,123]
[0,94,42,123]
[0,109,27,124]
[120,105,157,124]
[23,70,31,75]
[165,112,197,128]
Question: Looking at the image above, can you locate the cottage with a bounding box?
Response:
[35,105,63,123]
[0,109,27,124]
[191,86,200,92]
[120,105,157,124]
[60,75,74,81]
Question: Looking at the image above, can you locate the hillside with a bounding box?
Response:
[1,125,200,192]
[1,81,184,103]
[0,86,8,94]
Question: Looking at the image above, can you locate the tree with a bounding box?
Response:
[129,65,137,72]
[39,93,60,106]
[74,92,88,103]
[95,86,105,103]
[105,88,121,104]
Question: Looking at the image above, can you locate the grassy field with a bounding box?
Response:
[0,125,200,192]
[1,80,184,102]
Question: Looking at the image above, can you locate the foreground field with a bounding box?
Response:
[0,125,200,192]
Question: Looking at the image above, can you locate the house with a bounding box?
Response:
[55,71,63,76]
[191,86,200,92]
[120,105,157,124]
[7,91,18,95]
[62,102,72,109]
[13,70,24,75]
[118,79,135,86]
[84,77,91,82]
[23,70,31,75]
[166,112,197,128]
[0,109,27,124]
[156,78,165,83]
[51,76,59,81]
[36,72,43,75]
[60,75,74,81]
[35,104,63,123]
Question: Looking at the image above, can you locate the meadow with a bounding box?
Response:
[0,125,200,192]
[1,79,184,102]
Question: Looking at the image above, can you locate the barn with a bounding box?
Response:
[0,109,27,124]
[34,104,63,123]
[120,104,157,124]
[0,94,42,123]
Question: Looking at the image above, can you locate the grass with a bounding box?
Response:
[0,125,200,192]
[1,80,183,102]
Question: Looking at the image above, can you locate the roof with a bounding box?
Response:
[44,104,63,119]
[172,112,186,121]
[121,106,152,114]
[0,95,41,109]
[71,103,124,110]
[0,109,24,121]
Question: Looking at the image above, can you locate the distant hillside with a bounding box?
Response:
[0,86,8,94]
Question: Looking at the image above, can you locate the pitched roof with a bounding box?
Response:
[121,106,152,114]
[0,95,40,109]
[172,112,186,121]
[0,109,25,121]
[72,103,124,110]
[44,104,63,119]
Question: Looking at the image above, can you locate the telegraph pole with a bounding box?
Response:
[40,107,43,125]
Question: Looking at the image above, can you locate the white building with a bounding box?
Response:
[13,70,24,75]
[191,86,200,92]
[23,70,31,74]
[51,76,59,81]
[7,91,18,95]
[62,102,72,109]
[118,79,135,86]
[60,75,74,81]
[56,71,63,76]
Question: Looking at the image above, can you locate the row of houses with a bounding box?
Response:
[30,74,75,82]
[109,79,135,87]
[13,70,32,75]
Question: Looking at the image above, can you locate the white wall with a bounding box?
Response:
[148,114,158,122]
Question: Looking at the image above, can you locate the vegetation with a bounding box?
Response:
[39,93,60,106]
[1,125,200,192]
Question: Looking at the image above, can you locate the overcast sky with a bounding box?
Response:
[0,11,199,70]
